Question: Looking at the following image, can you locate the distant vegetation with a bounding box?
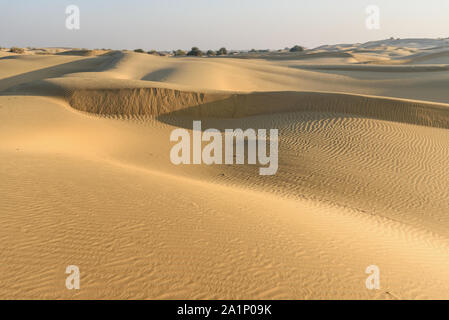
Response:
[173,49,186,56]
[128,44,305,58]
[289,45,304,52]
[171,47,228,57]
[187,47,203,56]
[10,47,25,54]
[249,49,270,53]
[216,47,227,56]
[2,44,308,58]
[147,50,167,56]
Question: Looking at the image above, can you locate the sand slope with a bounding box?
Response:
[1,42,449,299]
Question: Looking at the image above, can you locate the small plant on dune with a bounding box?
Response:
[10,47,25,54]
[206,50,216,56]
[147,50,158,55]
[187,47,203,57]
[289,45,304,52]
[134,48,145,53]
[216,47,228,56]
[173,49,186,56]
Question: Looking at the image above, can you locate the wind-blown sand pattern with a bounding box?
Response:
[1,39,449,299]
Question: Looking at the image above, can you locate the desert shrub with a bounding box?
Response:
[289,45,304,52]
[134,48,145,53]
[216,47,227,55]
[147,50,158,55]
[10,47,25,54]
[206,50,216,56]
[249,49,269,53]
[187,47,203,56]
[173,49,186,56]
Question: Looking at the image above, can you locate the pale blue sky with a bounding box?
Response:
[1,0,448,50]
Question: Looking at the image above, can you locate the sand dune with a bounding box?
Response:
[1,40,449,299]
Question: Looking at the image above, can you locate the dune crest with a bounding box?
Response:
[66,87,449,129]
[68,87,231,116]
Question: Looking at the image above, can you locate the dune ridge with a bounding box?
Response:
[67,87,230,116]
[65,87,449,129]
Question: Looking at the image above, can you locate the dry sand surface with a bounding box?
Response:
[1,39,449,299]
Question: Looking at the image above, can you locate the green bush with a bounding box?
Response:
[173,49,186,56]
[206,50,216,56]
[187,47,203,56]
[248,49,269,53]
[10,47,25,54]
[289,45,304,52]
[216,47,227,55]
[134,48,145,53]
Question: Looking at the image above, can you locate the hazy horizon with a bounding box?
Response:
[1,0,449,51]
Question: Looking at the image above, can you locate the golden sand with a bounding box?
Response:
[1,43,449,299]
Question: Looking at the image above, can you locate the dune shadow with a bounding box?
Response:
[157,91,449,130]
[0,55,23,61]
[0,52,123,93]
[55,50,113,57]
[141,68,177,81]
